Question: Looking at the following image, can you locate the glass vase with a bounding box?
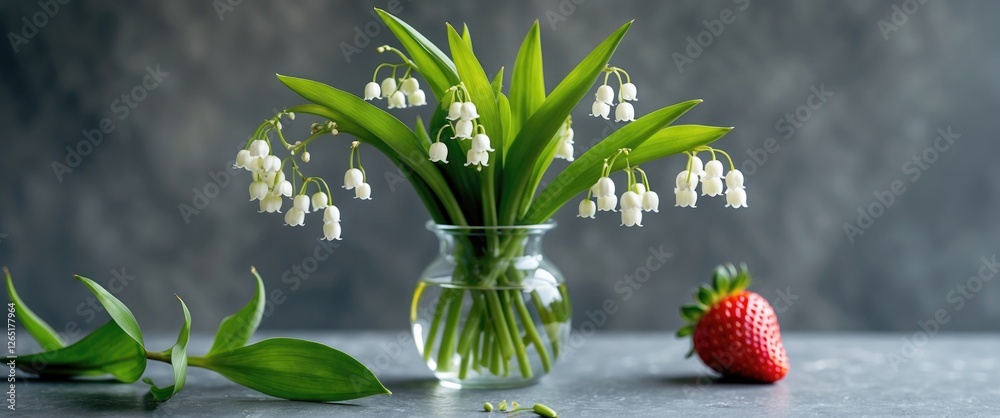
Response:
[410,222,572,389]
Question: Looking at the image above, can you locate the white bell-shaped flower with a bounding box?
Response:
[621,208,643,227]
[464,149,489,168]
[277,179,292,197]
[614,102,635,122]
[460,102,480,121]
[323,205,341,223]
[311,192,328,211]
[554,141,574,161]
[689,156,706,177]
[364,82,381,100]
[284,208,305,227]
[343,168,364,190]
[387,90,407,109]
[726,169,745,189]
[249,139,269,157]
[621,82,637,101]
[620,191,641,210]
[262,155,281,173]
[725,187,748,208]
[633,183,646,196]
[355,182,372,200]
[675,170,698,191]
[262,171,277,185]
[264,193,283,213]
[293,195,311,213]
[453,119,474,139]
[249,180,268,201]
[642,191,659,212]
[577,199,596,219]
[593,176,615,197]
[323,221,342,241]
[400,77,419,94]
[471,133,494,152]
[446,102,462,121]
[674,188,697,208]
[408,89,427,106]
[235,149,252,169]
[380,78,397,99]
[702,177,724,196]
[596,85,615,104]
[590,100,610,119]
[301,151,311,163]
[560,125,575,143]
[597,194,618,212]
[705,159,724,178]
[429,142,449,163]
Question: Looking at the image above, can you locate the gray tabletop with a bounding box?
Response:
[11,332,999,417]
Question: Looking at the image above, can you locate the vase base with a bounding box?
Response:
[437,376,542,390]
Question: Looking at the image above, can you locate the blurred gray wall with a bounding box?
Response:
[1,0,998,335]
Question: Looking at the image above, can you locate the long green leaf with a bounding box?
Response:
[4,267,65,351]
[446,23,503,162]
[509,20,545,136]
[285,104,450,224]
[277,76,467,225]
[207,267,265,356]
[16,320,146,382]
[491,67,504,98]
[497,93,512,155]
[375,8,459,100]
[461,23,473,50]
[198,338,390,402]
[144,296,191,401]
[501,21,633,224]
[523,100,701,223]
[611,125,734,169]
[75,275,144,347]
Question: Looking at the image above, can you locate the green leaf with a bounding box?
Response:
[16,321,146,382]
[4,267,65,351]
[730,265,752,292]
[522,100,701,224]
[680,305,704,323]
[198,338,390,402]
[509,20,545,136]
[285,104,450,225]
[375,8,459,99]
[611,125,734,169]
[696,285,715,306]
[497,93,512,153]
[501,20,633,225]
[491,66,505,98]
[713,270,731,295]
[461,23,473,50]
[675,325,694,338]
[144,296,191,401]
[414,115,432,150]
[207,267,266,356]
[75,275,144,347]
[277,76,467,225]
[446,23,504,161]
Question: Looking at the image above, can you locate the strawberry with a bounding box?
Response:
[676,263,788,383]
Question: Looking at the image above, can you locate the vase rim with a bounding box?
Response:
[426,220,557,231]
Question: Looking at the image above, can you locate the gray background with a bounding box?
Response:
[1,0,997,336]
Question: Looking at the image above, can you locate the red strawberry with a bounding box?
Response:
[676,264,788,383]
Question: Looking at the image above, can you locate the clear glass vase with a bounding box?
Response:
[411,222,572,389]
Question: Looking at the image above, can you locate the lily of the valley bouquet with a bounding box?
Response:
[5,8,747,405]
[234,10,744,388]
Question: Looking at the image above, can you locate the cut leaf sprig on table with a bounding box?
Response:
[677,264,789,383]
[230,9,743,383]
[3,267,389,402]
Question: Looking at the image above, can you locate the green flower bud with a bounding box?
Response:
[483,402,493,412]
[498,400,507,411]
[533,403,558,418]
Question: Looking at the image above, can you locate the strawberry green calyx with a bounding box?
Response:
[676,263,751,356]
